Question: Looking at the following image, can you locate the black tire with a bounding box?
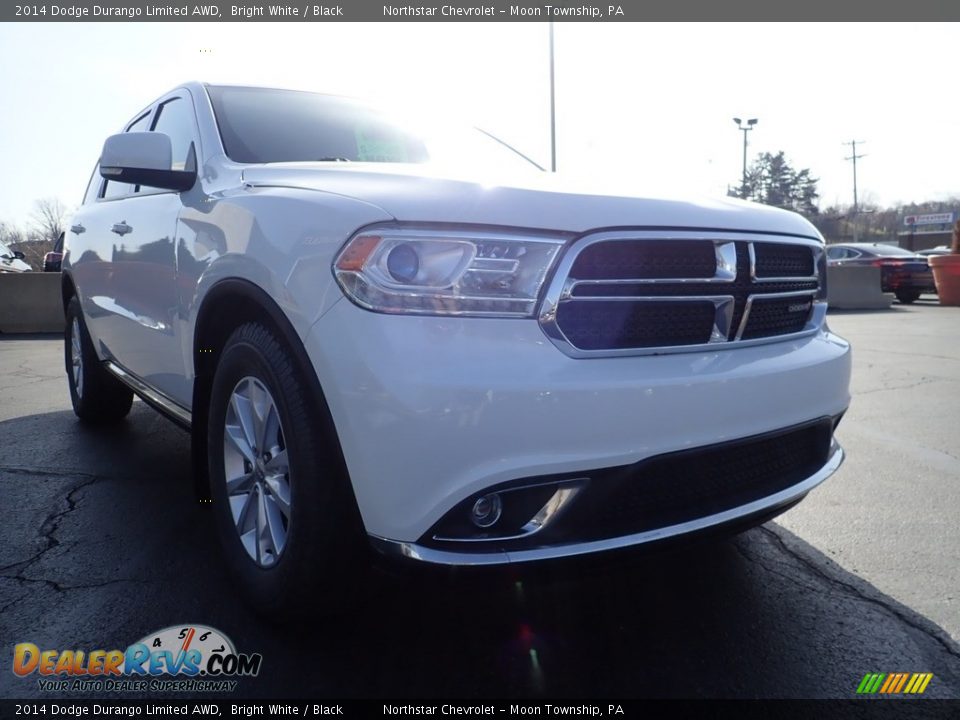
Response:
[64,296,133,423]
[895,290,921,304]
[207,322,367,616]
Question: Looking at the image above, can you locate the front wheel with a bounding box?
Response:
[895,290,921,304]
[207,322,367,616]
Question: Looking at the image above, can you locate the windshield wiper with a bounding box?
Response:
[315,157,351,162]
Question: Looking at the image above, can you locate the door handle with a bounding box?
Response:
[111,221,133,236]
[70,224,85,235]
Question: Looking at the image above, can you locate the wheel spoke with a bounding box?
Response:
[235,485,258,536]
[260,490,285,563]
[230,389,258,453]
[226,471,256,497]
[260,403,280,458]
[264,474,291,519]
[224,424,256,465]
[250,380,268,452]
[264,449,288,474]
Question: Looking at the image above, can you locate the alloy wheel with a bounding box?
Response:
[222,376,291,568]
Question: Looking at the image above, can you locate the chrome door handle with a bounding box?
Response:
[70,224,86,235]
[111,221,133,236]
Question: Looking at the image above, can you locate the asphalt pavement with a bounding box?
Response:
[1,298,958,699]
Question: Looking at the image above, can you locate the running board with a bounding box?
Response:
[104,361,192,429]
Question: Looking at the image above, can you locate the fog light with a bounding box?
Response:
[470,493,502,528]
[386,243,419,284]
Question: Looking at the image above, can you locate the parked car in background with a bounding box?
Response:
[917,246,950,259]
[0,240,31,273]
[62,82,851,614]
[825,242,936,304]
[43,232,64,272]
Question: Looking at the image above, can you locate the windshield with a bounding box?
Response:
[206,85,541,173]
[0,240,13,258]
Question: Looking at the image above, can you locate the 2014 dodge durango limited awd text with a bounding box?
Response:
[62,83,851,612]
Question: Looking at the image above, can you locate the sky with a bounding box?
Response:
[0,22,958,229]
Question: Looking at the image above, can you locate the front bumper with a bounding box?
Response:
[305,299,851,551]
[369,436,843,566]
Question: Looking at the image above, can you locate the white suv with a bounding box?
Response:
[63,83,851,612]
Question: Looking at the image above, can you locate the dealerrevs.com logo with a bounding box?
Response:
[12,624,262,693]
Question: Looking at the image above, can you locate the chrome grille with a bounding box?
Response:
[539,231,824,357]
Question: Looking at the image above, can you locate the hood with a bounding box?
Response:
[241,163,822,239]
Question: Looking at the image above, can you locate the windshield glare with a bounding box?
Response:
[206,85,540,174]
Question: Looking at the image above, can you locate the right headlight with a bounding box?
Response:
[333,226,568,317]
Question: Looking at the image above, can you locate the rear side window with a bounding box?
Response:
[101,111,153,200]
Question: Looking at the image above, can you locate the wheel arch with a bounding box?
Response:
[190,279,358,527]
[61,271,77,311]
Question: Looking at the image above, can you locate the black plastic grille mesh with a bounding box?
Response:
[564,419,833,541]
[570,239,717,280]
[555,300,716,350]
[753,242,815,278]
[741,296,813,340]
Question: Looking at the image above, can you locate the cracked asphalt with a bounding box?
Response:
[1,299,959,699]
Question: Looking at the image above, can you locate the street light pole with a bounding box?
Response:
[733,117,758,199]
[844,140,866,242]
[549,21,557,172]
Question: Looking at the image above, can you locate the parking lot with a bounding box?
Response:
[1,299,958,699]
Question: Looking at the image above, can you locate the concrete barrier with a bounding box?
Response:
[0,272,65,333]
[827,265,894,310]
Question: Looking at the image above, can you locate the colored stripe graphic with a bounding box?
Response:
[893,673,910,693]
[880,673,900,693]
[857,672,932,694]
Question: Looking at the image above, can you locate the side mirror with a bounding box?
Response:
[13,251,25,260]
[100,132,196,192]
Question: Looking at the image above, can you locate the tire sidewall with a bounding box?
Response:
[207,329,329,612]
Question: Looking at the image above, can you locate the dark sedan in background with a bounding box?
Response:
[826,243,937,304]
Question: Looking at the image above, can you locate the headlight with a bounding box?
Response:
[334,227,568,317]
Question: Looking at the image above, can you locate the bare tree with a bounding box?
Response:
[0,221,26,247]
[1,198,71,270]
[30,197,67,242]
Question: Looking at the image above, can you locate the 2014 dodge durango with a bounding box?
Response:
[62,83,851,612]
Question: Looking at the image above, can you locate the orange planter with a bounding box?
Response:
[929,254,960,306]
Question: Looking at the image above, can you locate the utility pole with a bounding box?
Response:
[549,22,557,172]
[844,140,867,241]
[733,118,758,198]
